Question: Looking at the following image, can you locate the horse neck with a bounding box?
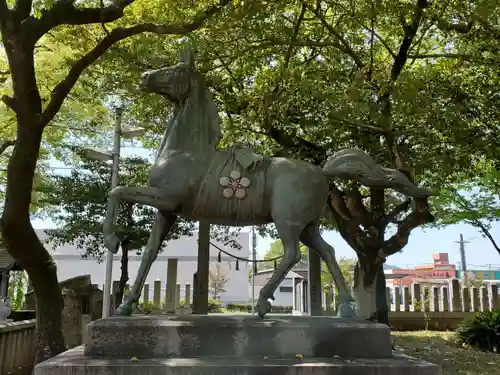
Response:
[160,81,221,155]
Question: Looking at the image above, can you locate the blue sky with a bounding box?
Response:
[33,146,500,270]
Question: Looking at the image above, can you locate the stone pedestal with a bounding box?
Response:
[35,315,441,375]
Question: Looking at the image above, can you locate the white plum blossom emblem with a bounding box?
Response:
[219,170,251,199]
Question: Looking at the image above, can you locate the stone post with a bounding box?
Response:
[165,258,179,313]
[193,221,210,314]
[461,286,470,312]
[402,286,410,312]
[441,286,449,312]
[292,276,297,312]
[450,278,461,312]
[324,288,333,311]
[175,283,181,309]
[153,279,161,309]
[308,248,322,316]
[411,282,421,312]
[490,284,499,309]
[422,286,430,311]
[143,283,150,306]
[111,280,120,311]
[479,286,488,312]
[185,283,191,308]
[192,273,198,308]
[431,286,439,312]
[61,288,82,350]
[471,286,480,312]
[385,287,391,311]
[393,286,401,312]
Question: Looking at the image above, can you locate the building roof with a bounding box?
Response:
[253,268,308,287]
[0,241,16,271]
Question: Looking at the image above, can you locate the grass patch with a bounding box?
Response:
[392,331,497,375]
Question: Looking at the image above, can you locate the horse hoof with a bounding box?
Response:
[104,234,120,254]
[113,303,133,316]
[257,300,272,318]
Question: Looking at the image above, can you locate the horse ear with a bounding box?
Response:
[179,43,195,69]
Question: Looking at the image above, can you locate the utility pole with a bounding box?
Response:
[102,106,124,318]
[455,233,470,285]
[251,227,257,315]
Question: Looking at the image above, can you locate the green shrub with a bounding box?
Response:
[224,303,293,313]
[208,299,222,312]
[456,309,500,352]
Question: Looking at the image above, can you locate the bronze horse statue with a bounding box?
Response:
[103,45,431,318]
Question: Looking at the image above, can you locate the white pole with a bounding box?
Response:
[251,227,256,315]
[102,107,123,318]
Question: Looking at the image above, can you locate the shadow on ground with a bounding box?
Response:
[392,331,497,375]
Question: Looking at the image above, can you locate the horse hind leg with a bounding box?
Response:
[300,221,356,318]
[257,222,303,318]
[114,211,177,316]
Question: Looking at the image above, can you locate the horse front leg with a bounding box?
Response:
[115,211,177,316]
[104,185,176,254]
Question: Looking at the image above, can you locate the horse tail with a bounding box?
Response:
[322,148,432,198]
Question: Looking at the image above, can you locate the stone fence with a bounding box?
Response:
[389,280,500,330]
[325,279,500,330]
[111,280,191,314]
[0,320,36,375]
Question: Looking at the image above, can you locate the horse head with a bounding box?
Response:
[140,43,222,151]
[139,44,197,103]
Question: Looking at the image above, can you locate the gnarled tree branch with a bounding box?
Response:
[1,95,15,111]
[434,18,473,34]
[13,0,33,22]
[446,185,500,255]
[0,0,9,22]
[382,199,411,226]
[390,0,429,81]
[39,1,229,127]
[328,188,351,221]
[380,0,429,169]
[383,197,434,256]
[345,184,369,224]
[408,53,469,59]
[25,0,135,43]
[304,2,364,69]
[0,140,15,156]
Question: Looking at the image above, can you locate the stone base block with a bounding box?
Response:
[35,346,441,375]
[84,314,392,359]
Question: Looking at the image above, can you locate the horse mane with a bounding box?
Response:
[156,72,221,157]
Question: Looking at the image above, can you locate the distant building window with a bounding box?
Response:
[279,286,293,293]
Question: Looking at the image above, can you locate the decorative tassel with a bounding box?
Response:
[217,251,221,263]
[235,259,239,271]
[274,259,277,270]
[253,262,258,275]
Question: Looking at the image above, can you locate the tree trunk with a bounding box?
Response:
[354,256,388,324]
[115,244,129,308]
[1,129,65,363]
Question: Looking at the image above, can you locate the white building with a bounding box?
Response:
[251,268,310,308]
[37,229,251,305]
